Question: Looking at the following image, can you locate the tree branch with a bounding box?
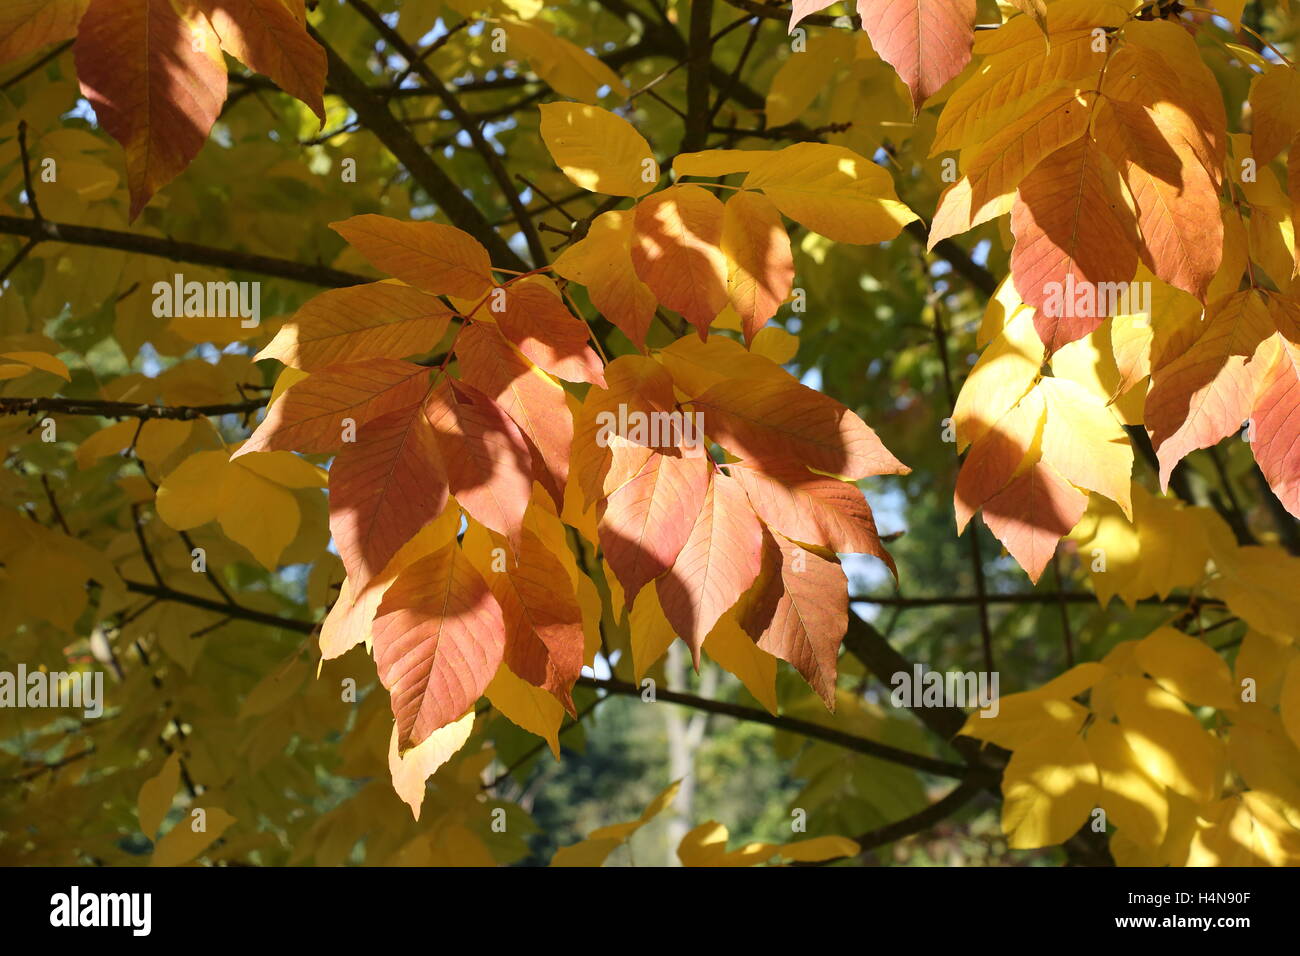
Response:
[309,25,528,272]
[577,675,971,778]
[344,0,548,266]
[0,396,267,421]
[0,214,370,287]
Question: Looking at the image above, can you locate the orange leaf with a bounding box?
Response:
[740,531,847,710]
[1251,334,1300,519]
[552,210,658,348]
[200,0,325,121]
[631,184,728,338]
[465,524,583,714]
[328,403,447,592]
[424,378,533,554]
[730,462,895,575]
[255,282,452,371]
[1146,291,1273,487]
[657,473,764,662]
[75,0,227,219]
[455,322,572,512]
[1010,136,1139,354]
[691,375,910,480]
[492,278,605,386]
[721,190,795,345]
[981,460,1088,583]
[598,450,710,604]
[1094,99,1222,300]
[234,359,430,456]
[330,214,493,299]
[856,0,976,113]
[0,0,88,66]
[373,542,505,751]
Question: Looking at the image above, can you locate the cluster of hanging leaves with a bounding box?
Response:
[939,0,1300,582]
[4,0,1300,867]
[236,112,915,757]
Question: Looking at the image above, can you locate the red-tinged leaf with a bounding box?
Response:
[981,460,1088,583]
[572,356,678,507]
[329,404,448,592]
[234,359,430,456]
[75,0,227,220]
[598,450,710,604]
[455,322,572,511]
[424,378,532,554]
[1093,99,1222,300]
[730,462,895,575]
[690,374,910,480]
[552,210,658,348]
[1010,137,1140,354]
[740,530,848,710]
[656,473,764,663]
[631,184,729,338]
[199,0,325,121]
[721,190,795,344]
[0,0,88,65]
[954,387,1046,535]
[1146,291,1274,488]
[492,278,605,386]
[857,0,977,113]
[255,282,452,371]
[373,542,505,751]
[469,525,583,714]
[330,214,493,299]
[1250,334,1300,519]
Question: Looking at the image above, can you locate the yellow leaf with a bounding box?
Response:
[742,143,918,244]
[551,779,682,866]
[1086,721,1168,849]
[0,351,70,380]
[676,820,859,866]
[1134,626,1237,711]
[1114,676,1224,804]
[150,807,236,866]
[539,102,655,198]
[702,612,778,714]
[1000,729,1099,849]
[502,18,626,104]
[952,306,1043,451]
[629,585,676,681]
[137,752,181,840]
[388,711,475,821]
[484,662,565,758]
[1039,376,1133,518]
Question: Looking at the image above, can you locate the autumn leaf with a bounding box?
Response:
[234,359,431,456]
[330,214,494,299]
[690,373,911,481]
[631,184,729,338]
[538,101,655,198]
[655,472,764,662]
[74,0,227,219]
[373,541,506,751]
[328,403,447,592]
